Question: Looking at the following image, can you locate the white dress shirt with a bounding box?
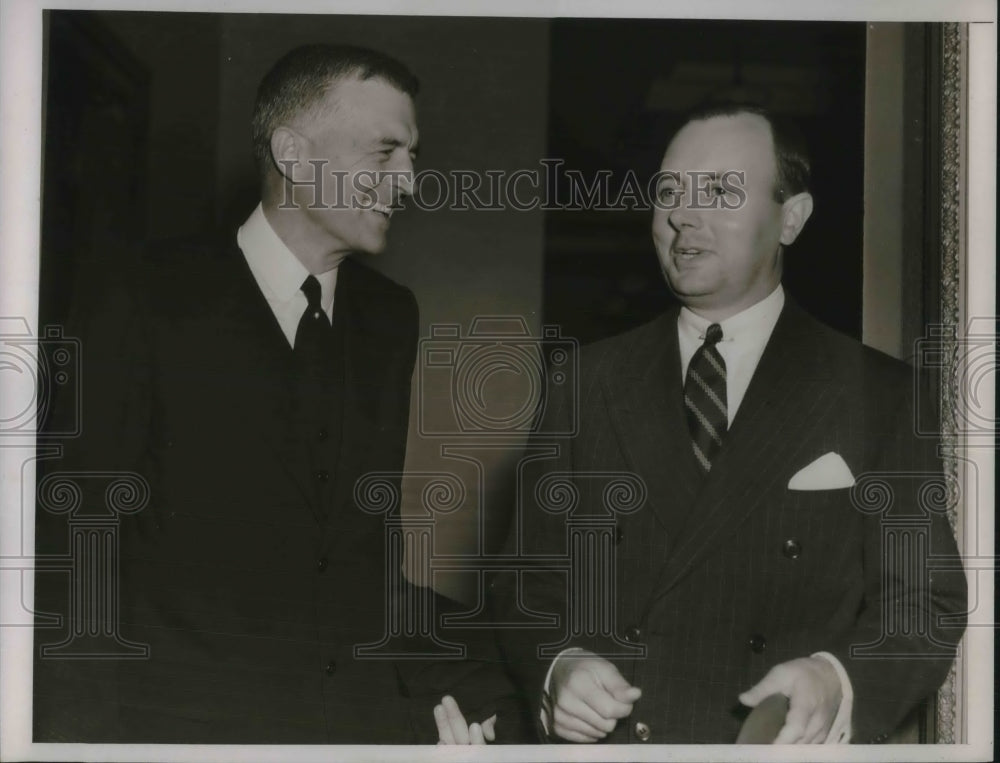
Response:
[236,203,338,347]
[543,284,853,744]
[677,284,784,426]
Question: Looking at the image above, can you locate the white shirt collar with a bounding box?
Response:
[237,203,337,315]
[676,285,785,425]
[678,284,785,347]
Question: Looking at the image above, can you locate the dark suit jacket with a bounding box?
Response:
[495,298,967,744]
[34,235,519,743]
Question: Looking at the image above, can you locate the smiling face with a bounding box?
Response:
[268,74,418,271]
[652,112,809,322]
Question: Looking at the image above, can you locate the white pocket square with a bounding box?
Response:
[787,452,855,491]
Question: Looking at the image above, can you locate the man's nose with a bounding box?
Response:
[668,195,702,229]
[396,171,414,198]
[392,155,415,198]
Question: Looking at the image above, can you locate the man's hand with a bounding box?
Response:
[738,656,842,743]
[434,694,496,745]
[549,650,641,743]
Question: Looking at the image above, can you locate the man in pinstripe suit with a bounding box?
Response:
[495,103,966,744]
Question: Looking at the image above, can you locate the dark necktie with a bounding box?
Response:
[294,275,332,347]
[684,323,727,472]
[293,275,334,389]
[291,277,339,509]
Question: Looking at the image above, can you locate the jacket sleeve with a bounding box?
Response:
[826,374,967,743]
[396,585,535,743]
[489,347,621,740]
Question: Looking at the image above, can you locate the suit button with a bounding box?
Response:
[614,527,624,545]
[624,625,641,643]
[634,721,651,741]
[782,538,802,559]
[316,469,330,482]
[317,556,328,573]
[318,428,329,442]
[749,634,767,653]
[325,660,337,675]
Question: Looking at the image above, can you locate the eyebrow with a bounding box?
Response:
[658,171,725,185]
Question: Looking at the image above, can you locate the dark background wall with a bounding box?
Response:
[543,19,867,344]
[100,12,222,240]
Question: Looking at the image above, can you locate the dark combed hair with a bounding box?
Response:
[251,44,419,166]
[680,101,811,201]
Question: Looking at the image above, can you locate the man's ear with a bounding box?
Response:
[778,192,813,246]
[269,126,304,182]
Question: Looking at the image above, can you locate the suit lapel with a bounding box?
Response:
[214,244,318,514]
[643,300,841,608]
[603,310,702,540]
[329,258,393,518]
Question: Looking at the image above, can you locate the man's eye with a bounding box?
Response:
[710,184,726,196]
[658,187,680,202]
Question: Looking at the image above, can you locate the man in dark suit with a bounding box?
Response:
[33,44,513,744]
[494,103,967,744]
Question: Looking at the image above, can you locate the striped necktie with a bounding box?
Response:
[684,323,727,472]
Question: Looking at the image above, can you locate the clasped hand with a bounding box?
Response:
[434,694,496,745]
[738,656,842,743]
[548,650,841,744]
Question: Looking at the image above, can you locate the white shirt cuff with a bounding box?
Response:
[542,648,853,743]
[539,647,588,737]
[812,651,853,743]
